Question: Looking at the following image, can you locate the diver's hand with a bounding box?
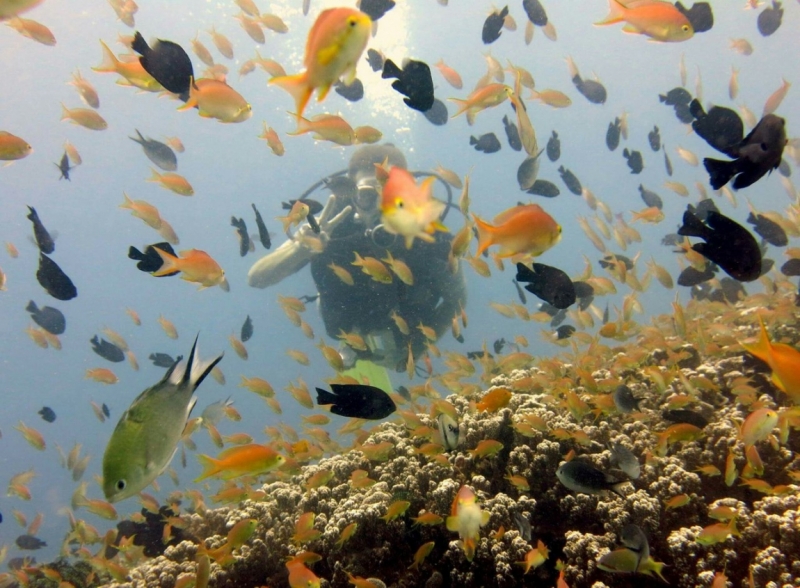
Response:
[246,195,353,289]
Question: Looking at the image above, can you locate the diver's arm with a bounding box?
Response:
[247,195,353,289]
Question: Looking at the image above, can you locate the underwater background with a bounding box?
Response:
[1,0,800,586]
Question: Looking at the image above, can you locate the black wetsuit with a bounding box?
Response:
[309,210,466,371]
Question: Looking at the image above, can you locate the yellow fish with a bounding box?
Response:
[270,8,371,122]
[446,485,490,561]
[740,315,800,403]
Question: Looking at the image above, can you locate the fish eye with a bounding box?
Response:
[349,18,357,27]
[395,198,404,208]
[682,25,689,32]
[760,142,768,151]
[116,479,126,491]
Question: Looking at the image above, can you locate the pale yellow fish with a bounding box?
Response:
[763,78,790,116]
[60,103,107,131]
[7,16,55,45]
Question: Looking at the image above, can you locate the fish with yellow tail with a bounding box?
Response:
[102,336,223,502]
[380,166,447,248]
[270,8,371,123]
[446,485,490,561]
[740,315,800,403]
[473,203,561,258]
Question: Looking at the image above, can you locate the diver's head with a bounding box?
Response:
[348,144,407,225]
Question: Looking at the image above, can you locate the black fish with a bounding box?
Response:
[638,185,663,209]
[599,254,634,271]
[675,2,714,34]
[663,408,708,429]
[549,308,567,327]
[334,78,364,102]
[366,48,385,72]
[573,281,594,300]
[571,74,606,105]
[687,197,720,221]
[622,148,643,174]
[282,198,324,215]
[689,100,744,158]
[37,253,76,301]
[467,350,493,360]
[241,315,253,342]
[677,265,716,287]
[493,338,506,354]
[38,406,56,423]
[546,131,560,161]
[747,213,787,247]
[56,152,73,180]
[26,300,66,334]
[512,279,527,304]
[131,32,193,98]
[526,179,560,198]
[556,460,626,498]
[781,258,800,276]
[231,216,250,257]
[556,325,575,340]
[757,0,783,37]
[470,132,501,154]
[522,0,547,25]
[128,242,178,274]
[558,166,582,195]
[678,208,761,282]
[613,384,640,413]
[382,58,434,112]
[517,154,541,190]
[359,0,395,21]
[298,294,319,304]
[15,535,46,550]
[149,352,175,368]
[516,262,576,309]
[606,118,621,151]
[778,158,791,177]
[648,126,661,151]
[423,98,448,126]
[251,203,271,250]
[396,385,411,402]
[482,6,508,44]
[662,233,681,247]
[502,115,522,151]
[693,99,787,190]
[91,336,125,362]
[659,87,692,107]
[306,212,321,234]
[129,130,177,171]
[102,403,110,418]
[664,149,674,176]
[315,384,396,419]
[719,277,747,303]
[27,206,54,254]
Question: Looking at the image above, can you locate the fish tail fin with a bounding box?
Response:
[151,246,181,277]
[469,136,477,145]
[315,387,337,406]
[178,335,224,391]
[127,246,144,261]
[59,102,71,121]
[461,537,477,561]
[286,113,311,136]
[119,192,134,209]
[595,0,626,25]
[381,58,401,79]
[176,77,198,112]
[26,300,38,313]
[703,158,738,190]
[448,97,471,119]
[472,214,495,257]
[270,72,312,122]
[147,168,162,183]
[677,209,709,240]
[92,40,119,73]
[740,315,773,365]
[130,129,145,145]
[194,454,221,482]
[131,31,148,57]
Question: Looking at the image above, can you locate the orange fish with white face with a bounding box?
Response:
[153,248,229,291]
[472,203,561,258]
[270,8,371,122]
[446,485,490,562]
[381,166,447,248]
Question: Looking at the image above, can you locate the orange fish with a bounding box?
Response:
[152,248,229,291]
[381,167,447,248]
[446,485,490,562]
[740,315,800,403]
[195,443,285,481]
[449,83,510,125]
[473,204,561,258]
[85,368,119,384]
[595,0,694,42]
[270,8,371,122]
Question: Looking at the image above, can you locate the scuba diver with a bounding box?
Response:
[247,144,467,372]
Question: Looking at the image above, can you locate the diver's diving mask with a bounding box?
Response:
[354,177,381,225]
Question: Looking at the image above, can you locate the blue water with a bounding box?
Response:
[0,0,797,570]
